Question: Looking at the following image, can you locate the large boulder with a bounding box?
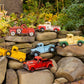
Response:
[57,45,84,57]
[5,36,35,42]
[17,69,54,84]
[8,60,23,69]
[40,53,54,59]
[54,78,68,84]
[50,59,57,74]
[0,57,7,84]
[36,32,57,41]
[6,69,18,84]
[56,57,84,81]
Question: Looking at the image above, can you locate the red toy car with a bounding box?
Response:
[9,24,35,36]
[23,56,53,72]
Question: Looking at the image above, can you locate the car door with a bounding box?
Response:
[37,44,45,53]
[37,59,42,69]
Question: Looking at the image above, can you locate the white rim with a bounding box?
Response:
[41,29,44,32]
[55,29,57,32]
[11,32,15,36]
[17,29,21,34]
[29,32,34,36]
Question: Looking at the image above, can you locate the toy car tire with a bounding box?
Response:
[32,51,40,57]
[62,43,66,48]
[48,64,52,69]
[54,29,58,32]
[19,58,23,62]
[78,42,82,46]
[6,51,11,56]
[29,32,34,37]
[30,67,35,72]
[56,42,60,46]
[40,28,44,32]
[49,47,56,52]
[10,31,15,36]
[16,29,22,34]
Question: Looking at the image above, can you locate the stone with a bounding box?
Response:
[58,31,82,38]
[32,39,58,48]
[54,78,68,84]
[40,53,54,59]
[14,43,32,49]
[0,57,7,84]
[53,55,62,63]
[8,60,23,69]
[0,42,15,47]
[0,38,5,43]
[57,45,84,57]
[56,57,84,81]
[36,32,57,41]
[6,69,18,84]
[17,69,54,84]
[5,36,35,42]
[50,59,57,74]
[0,0,23,14]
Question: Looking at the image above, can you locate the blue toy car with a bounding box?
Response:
[30,43,56,56]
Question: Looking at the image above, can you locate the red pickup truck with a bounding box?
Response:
[9,24,35,36]
[23,56,53,72]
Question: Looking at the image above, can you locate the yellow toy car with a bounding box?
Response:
[0,46,26,62]
[57,34,84,48]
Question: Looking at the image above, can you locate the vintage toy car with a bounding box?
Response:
[23,56,53,72]
[57,34,84,48]
[9,24,35,36]
[30,43,56,56]
[0,46,26,62]
[37,22,61,32]
[6,46,26,62]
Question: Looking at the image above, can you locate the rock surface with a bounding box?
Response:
[50,59,57,74]
[57,45,84,57]
[36,32,57,41]
[0,57,7,84]
[6,69,18,84]
[8,60,23,69]
[40,53,54,59]
[54,78,68,84]
[17,69,54,84]
[56,57,84,81]
[5,36,35,42]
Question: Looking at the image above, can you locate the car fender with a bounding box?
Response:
[47,63,53,68]
[59,41,69,46]
[77,40,84,44]
[9,29,16,33]
[53,27,60,31]
[38,26,46,30]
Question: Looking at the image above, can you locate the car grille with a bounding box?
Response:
[23,64,29,70]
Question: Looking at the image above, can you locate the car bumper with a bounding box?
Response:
[23,64,29,70]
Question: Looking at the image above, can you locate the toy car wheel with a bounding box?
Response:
[40,28,44,32]
[48,64,52,69]
[30,67,35,72]
[19,58,23,62]
[78,42,82,46]
[16,29,22,34]
[62,43,66,48]
[54,29,58,32]
[29,32,34,37]
[6,51,11,56]
[33,51,40,56]
[10,31,15,36]
[49,47,56,52]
